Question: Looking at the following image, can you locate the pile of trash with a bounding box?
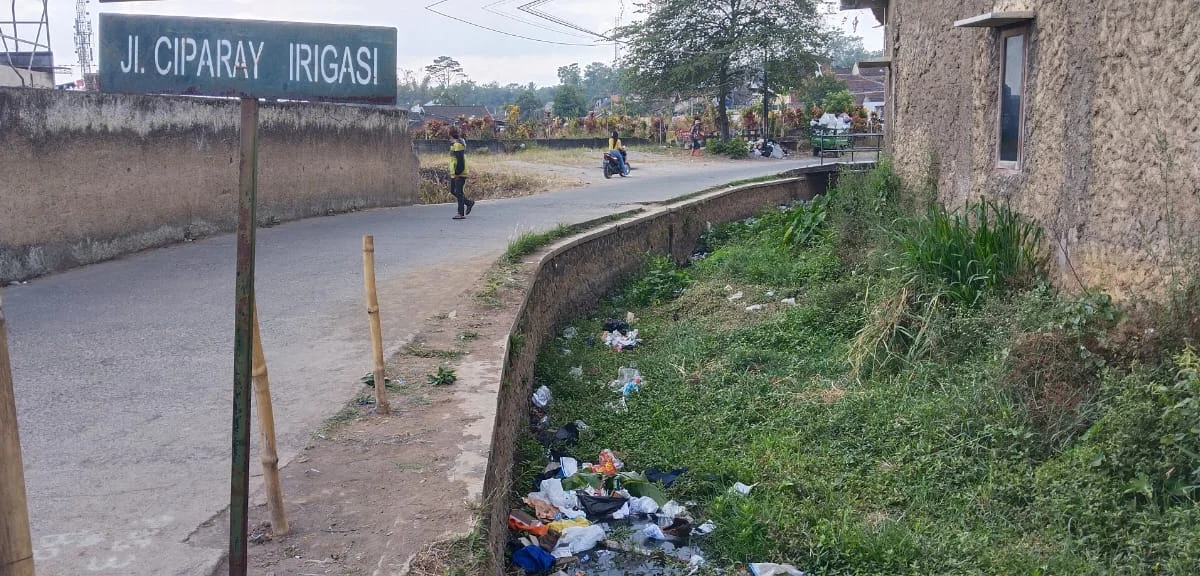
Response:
[517,385,809,576]
[600,315,640,351]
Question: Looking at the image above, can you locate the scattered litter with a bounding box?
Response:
[782,298,797,306]
[628,496,660,515]
[766,291,776,297]
[304,468,321,477]
[643,524,667,540]
[583,336,596,347]
[749,563,806,576]
[513,545,556,573]
[694,521,716,535]
[610,366,643,397]
[558,525,607,554]
[547,518,591,533]
[603,318,630,333]
[728,291,744,301]
[746,304,764,311]
[559,509,587,520]
[553,423,583,446]
[532,386,552,408]
[724,285,734,292]
[645,467,688,487]
[537,478,580,510]
[731,482,755,495]
[524,496,561,522]
[551,548,575,559]
[611,501,633,520]
[588,449,624,476]
[662,518,693,538]
[447,310,457,319]
[659,501,688,519]
[569,366,583,379]
[560,457,579,478]
[561,348,573,356]
[603,329,640,350]
[563,326,579,339]
[573,420,590,431]
[626,312,637,325]
[578,495,627,519]
[509,510,549,536]
[688,555,706,575]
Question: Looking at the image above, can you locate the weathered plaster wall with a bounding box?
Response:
[479,175,819,576]
[0,87,419,282]
[887,0,1200,296]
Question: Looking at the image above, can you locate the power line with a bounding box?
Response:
[481,0,595,40]
[424,0,614,46]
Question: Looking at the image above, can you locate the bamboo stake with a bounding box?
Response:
[362,236,390,415]
[0,287,35,576]
[251,303,288,536]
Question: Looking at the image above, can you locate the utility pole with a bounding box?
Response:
[1,287,35,576]
[761,49,769,139]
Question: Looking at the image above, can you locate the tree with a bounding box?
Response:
[553,84,587,119]
[515,90,544,123]
[618,0,827,140]
[827,30,883,68]
[583,62,621,107]
[557,63,582,87]
[425,56,465,90]
[822,89,855,115]
[796,73,849,109]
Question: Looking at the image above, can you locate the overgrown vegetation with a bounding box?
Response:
[502,223,573,264]
[705,136,750,159]
[525,162,1200,574]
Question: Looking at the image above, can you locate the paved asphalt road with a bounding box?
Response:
[6,155,823,575]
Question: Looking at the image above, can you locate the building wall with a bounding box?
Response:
[0,65,54,88]
[885,0,1200,296]
[0,87,419,282]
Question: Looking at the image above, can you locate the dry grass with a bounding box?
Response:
[416,148,595,204]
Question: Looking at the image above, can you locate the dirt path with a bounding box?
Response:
[197,259,534,576]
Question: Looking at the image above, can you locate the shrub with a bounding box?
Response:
[624,255,692,306]
[899,198,1046,307]
[706,137,749,159]
[781,196,828,250]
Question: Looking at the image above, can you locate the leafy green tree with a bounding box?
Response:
[557,63,582,87]
[515,90,544,123]
[822,89,855,114]
[618,0,826,140]
[553,84,587,118]
[827,30,883,68]
[797,74,849,109]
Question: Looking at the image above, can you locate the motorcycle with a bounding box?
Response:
[602,150,628,179]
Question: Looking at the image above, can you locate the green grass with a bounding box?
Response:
[502,223,574,264]
[523,163,1200,574]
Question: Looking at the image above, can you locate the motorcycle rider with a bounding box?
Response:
[607,130,629,176]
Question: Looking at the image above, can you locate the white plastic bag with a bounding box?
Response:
[538,478,579,510]
[532,385,552,408]
[629,496,660,515]
[559,525,607,554]
[749,563,805,576]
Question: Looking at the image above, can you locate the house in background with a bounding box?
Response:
[408,105,500,132]
[839,0,1200,297]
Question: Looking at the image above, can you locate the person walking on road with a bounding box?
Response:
[690,119,703,156]
[448,127,475,220]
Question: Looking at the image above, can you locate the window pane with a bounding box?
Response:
[999,34,1024,163]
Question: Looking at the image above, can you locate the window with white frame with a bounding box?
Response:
[998,27,1027,168]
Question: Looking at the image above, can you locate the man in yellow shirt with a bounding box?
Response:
[448,127,475,220]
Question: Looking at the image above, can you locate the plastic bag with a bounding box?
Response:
[538,478,579,510]
[628,496,660,515]
[749,563,805,576]
[588,449,624,476]
[546,517,590,533]
[508,510,548,536]
[558,525,607,554]
[659,500,688,519]
[643,524,667,540]
[532,385,552,408]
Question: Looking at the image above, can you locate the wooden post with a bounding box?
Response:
[0,287,34,576]
[251,303,288,536]
[362,236,391,415]
[229,96,259,576]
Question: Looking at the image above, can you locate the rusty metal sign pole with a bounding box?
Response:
[229,96,259,576]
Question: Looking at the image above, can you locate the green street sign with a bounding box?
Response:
[99,14,397,104]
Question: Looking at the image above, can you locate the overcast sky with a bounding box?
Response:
[16,0,883,86]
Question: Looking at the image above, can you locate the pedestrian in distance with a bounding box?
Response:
[448,127,475,220]
[690,118,703,156]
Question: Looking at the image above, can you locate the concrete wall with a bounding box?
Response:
[0,66,54,88]
[881,0,1200,297]
[411,136,653,155]
[0,87,419,282]
[479,175,821,575]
